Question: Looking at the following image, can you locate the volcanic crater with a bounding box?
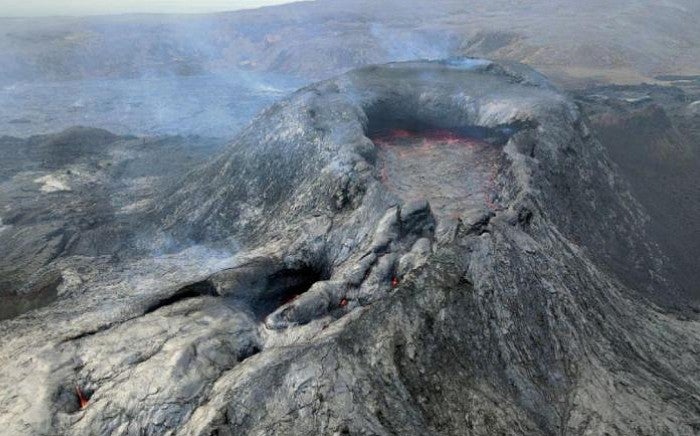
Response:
[372,128,500,218]
[0,60,698,436]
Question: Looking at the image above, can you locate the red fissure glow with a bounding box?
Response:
[75,385,89,409]
[373,128,472,142]
[371,128,501,215]
[371,129,483,156]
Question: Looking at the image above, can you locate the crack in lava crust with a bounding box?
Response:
[372,129,500,218]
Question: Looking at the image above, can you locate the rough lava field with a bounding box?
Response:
[0,72,303,138]
[0,59,698,435]
[1,1,700,435]
[372,129,500,219]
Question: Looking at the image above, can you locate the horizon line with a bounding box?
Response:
[0,0,313,19]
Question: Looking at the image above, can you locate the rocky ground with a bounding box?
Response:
[0,128,227,320]
[0,60,698,435]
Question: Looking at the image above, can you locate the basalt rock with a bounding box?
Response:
[0,60,698,435]
[0,130,227,320]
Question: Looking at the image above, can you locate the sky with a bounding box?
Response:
[0,0,303,17]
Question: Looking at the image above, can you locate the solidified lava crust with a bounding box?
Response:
[1,60,698,436]
[372,129,500,217]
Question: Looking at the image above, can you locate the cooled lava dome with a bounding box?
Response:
[0,60,698,435]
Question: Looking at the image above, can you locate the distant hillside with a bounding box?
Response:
[1,0,699,85]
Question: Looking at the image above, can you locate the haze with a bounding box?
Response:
[0,0,699,434]
[0,0,302,17]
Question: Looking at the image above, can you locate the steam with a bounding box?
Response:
[444,58,492,69]
[0,13,307,138]
[0,9,475,138]
[0,71,303,137]
[369,22,457,62]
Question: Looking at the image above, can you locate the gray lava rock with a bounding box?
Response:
[0,60,699,435]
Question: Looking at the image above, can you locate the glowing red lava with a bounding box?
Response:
[75,385,89,409]
[372,129,499,218]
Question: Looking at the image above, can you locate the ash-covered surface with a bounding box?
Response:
[575,81,700,302]
[0,128,227,320]
[0,60,699,435]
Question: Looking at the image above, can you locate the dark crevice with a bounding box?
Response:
[236,342,262,363]
[55,382,93,414]
[364,103,536,146]
[399,205,436,240]
[464,212,495,236]
[143,280,218,315]
[61,324,113,343]
[517,206,534,227]
[249,265,328,320]
[60,308,158,344]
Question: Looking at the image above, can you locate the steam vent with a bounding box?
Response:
[1,60,699,435]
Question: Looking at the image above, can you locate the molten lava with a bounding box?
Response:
[372,129,500,218]
[75,385,89,410]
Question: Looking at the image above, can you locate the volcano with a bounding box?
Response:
[0,60,698,435]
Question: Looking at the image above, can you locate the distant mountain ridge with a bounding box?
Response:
[1,0,699,85]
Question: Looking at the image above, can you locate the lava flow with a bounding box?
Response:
[372,128,500,218]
